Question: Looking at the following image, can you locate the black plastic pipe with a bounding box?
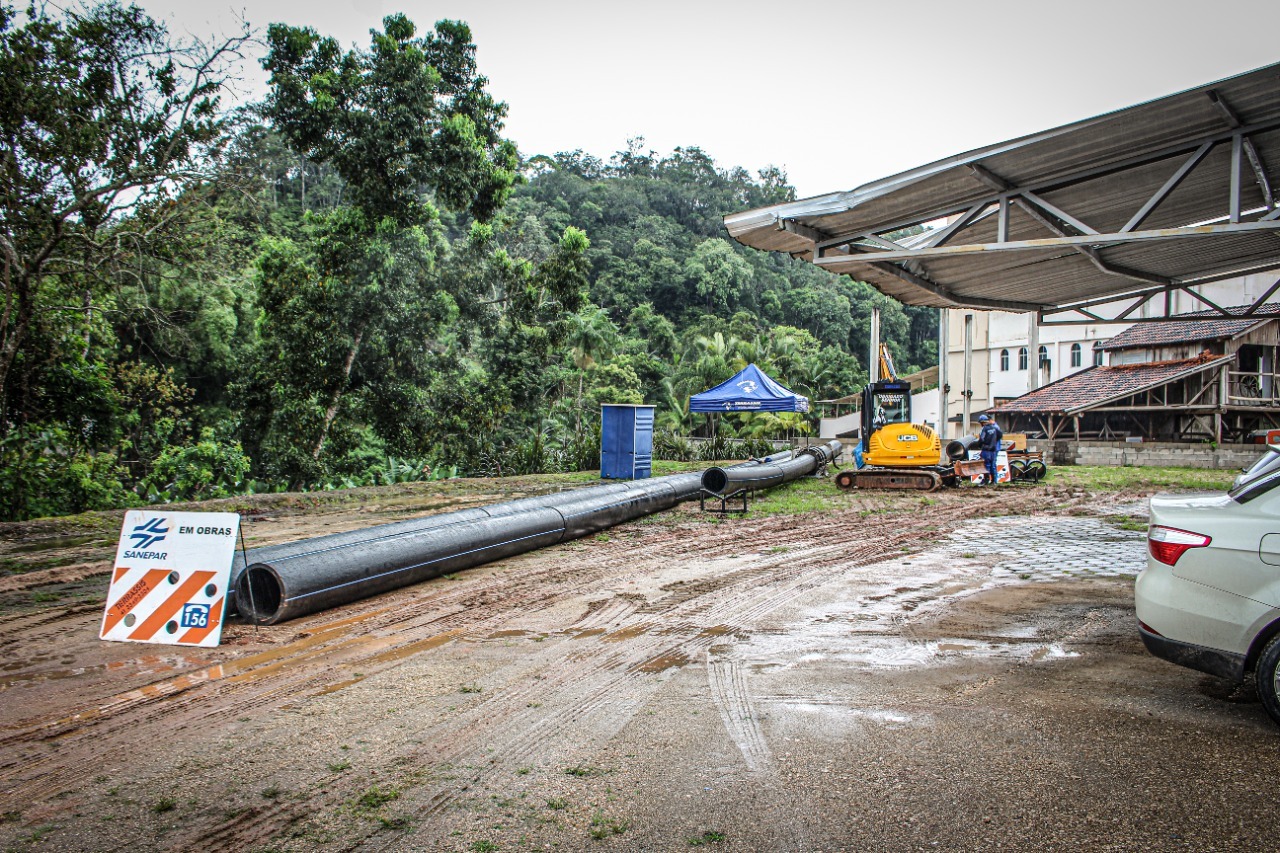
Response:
[700,440,842,498]
[231,452,795,625]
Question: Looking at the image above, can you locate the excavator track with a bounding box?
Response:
[837,468,943,492]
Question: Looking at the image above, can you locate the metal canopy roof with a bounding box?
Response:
[725,62,1280,323]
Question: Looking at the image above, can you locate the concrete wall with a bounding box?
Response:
[1026,440,1265,469]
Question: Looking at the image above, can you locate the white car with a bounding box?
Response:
[1135,445,1280,726]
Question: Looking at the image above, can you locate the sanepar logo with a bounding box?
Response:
[129,518,169,549]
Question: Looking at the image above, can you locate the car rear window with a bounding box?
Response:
[1231,449,1280,503]
[1233,445,1280,489]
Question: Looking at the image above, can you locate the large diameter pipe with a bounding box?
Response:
[227,479,658,611]
[700,440,842,498]
[232,454,792,626]
[237,507,569,625]
[946,435,980,461]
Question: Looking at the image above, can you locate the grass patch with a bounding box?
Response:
[151,797,176,814]
[589,810,628,839]
[547,798,570,810]
[328,760,351,772]
[747,477,846,516]
[1050,465,1234,492]
[353,786,400,811]
[690,830,727,845]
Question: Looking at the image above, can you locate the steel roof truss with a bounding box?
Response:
[1040,275,1280,325]
[920,203,992,249]
[811,220,1280,266]
[1211,89,1275,210]
[865,261,1040,312]
[1121,142,1215,233]
[804,118,1280,257]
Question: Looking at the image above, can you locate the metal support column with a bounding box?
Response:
[963,313,973,433]
[939,308,950,438]
[870,306,881,384]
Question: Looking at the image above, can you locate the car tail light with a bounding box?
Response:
[1148,526,1211,566]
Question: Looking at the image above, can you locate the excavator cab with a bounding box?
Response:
[861,380,913,450]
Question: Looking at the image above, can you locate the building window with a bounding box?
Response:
[1093,341,1105,366]
[1018,347,1028,370]
[1038,345,1049,368]
[1000,349,1009,371]
[1070,343,1082,368]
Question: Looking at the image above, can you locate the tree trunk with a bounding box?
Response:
[82,288,92,359]
[311,324,365,461]
[575,371,584,437]
[0,268,32,425]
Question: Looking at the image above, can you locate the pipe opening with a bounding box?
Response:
[237,565,283,623]
[702,468,729,495]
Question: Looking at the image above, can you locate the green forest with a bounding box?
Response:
[0,3,937,521]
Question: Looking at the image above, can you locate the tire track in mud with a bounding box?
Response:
[0,489,1064,846]
[707,657,773,772]
[326,502,1020,851]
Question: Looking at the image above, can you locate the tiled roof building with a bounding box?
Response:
[988,308,1280,442]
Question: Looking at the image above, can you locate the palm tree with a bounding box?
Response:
[564,306,619,436]
[656,377,693,433]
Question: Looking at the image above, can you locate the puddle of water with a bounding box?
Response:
[1030,644,1079,662]
[1,652,206,691]
[637,651,690,673]
[571,628,606,640]
[602,624,650,643]
[486,629,531,639]
[314,676,366,696]
[365,629,462,665]
[781,702,913,726]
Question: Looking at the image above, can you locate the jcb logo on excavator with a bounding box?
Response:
[898,435,919,442]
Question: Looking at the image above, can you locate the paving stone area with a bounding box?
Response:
[938,512,1148,580]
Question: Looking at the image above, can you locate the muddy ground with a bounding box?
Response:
[1,474,1277,852]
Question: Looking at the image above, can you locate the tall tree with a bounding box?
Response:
[0,1,249,422]
[253,14,524,473]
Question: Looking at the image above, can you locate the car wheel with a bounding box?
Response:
[1255,634,1280,726]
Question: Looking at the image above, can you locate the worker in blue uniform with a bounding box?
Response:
[978,414,1003,485]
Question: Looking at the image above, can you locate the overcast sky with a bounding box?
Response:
[136,0,1279,200]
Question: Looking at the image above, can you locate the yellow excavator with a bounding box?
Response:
[834,345,951,491]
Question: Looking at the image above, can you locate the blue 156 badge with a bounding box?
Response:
[181,603,211,628]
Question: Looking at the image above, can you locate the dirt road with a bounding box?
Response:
[1,477,1276,851]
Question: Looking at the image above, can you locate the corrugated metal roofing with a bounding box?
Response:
[991,355,1232,415]
[726,63,1280,314]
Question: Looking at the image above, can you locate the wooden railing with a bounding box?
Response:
[1227,370,1280,405]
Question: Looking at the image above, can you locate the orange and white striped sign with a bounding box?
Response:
[100,511,240,647]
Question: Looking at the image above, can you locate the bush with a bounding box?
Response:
[0,425,136,520]
[146,432,251,502]
[654,429,696,462]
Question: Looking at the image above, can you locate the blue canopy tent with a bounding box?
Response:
[689,363,810,413]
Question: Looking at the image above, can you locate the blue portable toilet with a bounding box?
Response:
[600,405,654,480]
